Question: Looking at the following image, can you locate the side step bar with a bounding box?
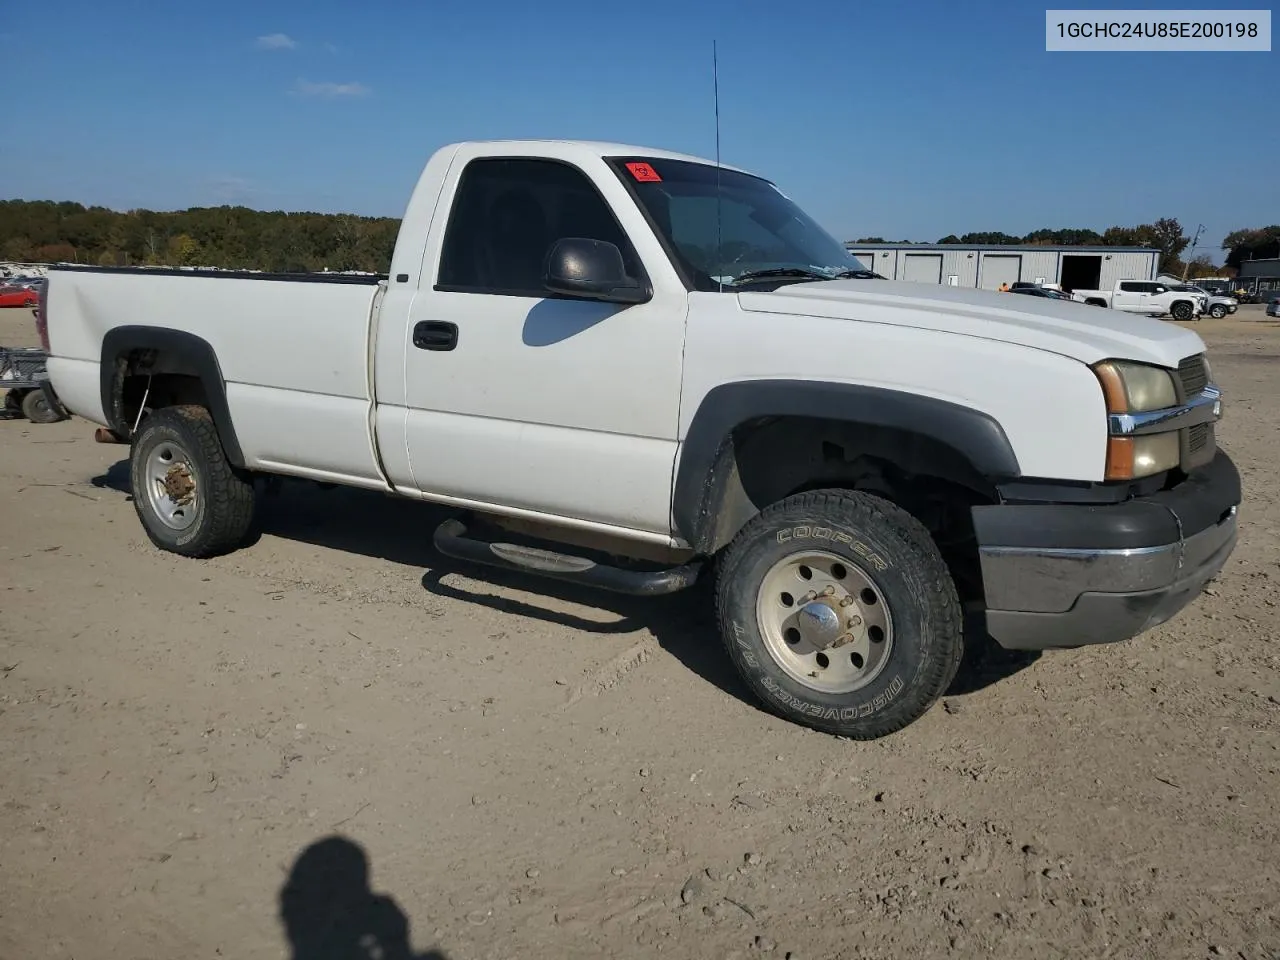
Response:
[432,518,703,597]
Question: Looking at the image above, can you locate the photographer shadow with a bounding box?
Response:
[279,835,449,960]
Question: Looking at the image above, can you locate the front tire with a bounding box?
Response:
[715,489,963,739]
[1209,304,1227,319]
[129,405,255,558]
[1171,300,1195,321]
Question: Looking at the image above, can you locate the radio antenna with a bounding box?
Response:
[713,39,723,293]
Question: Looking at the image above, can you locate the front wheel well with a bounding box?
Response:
[701,415,999,603]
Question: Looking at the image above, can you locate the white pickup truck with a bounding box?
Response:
[1077,279,1206,320]
[38,139,1240,740]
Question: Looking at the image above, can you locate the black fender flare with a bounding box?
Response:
[671,380,1021,554]
[100,325,245,467]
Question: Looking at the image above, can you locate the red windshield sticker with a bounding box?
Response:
[625,162,662,182]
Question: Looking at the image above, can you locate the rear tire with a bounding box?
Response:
[129,405,255,558]
[21,389,63,424]
[715,489,963,739]
[1171,300,1195,321]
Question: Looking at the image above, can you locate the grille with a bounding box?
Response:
[1177,354,1209,398]
[1188,422,1212,455]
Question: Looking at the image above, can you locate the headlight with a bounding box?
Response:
[1092,360,1178,413]
[1091,360,1181,481]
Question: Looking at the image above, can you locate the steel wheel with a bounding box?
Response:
[754,549,893,695]
[144,440,199,532]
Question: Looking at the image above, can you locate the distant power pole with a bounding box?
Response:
[1182,224,1205,280]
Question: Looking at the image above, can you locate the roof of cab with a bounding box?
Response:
[442,139,760,178]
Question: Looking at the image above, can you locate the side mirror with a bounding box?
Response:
[544,238,649,304]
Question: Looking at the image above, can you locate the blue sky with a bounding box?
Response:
[2,0,1274,261]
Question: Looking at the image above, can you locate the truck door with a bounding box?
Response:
[399,151,688,538]
[1114,280,1148,312]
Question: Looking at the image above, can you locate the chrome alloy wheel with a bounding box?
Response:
[754,550,894,695]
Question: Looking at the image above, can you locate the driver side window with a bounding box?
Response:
[435,158,644,297]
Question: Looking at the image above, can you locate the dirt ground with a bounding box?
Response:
[1,304,1278,960]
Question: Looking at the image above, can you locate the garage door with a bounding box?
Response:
[902,254,943,284]
[849,251,876,271]
[979,254,1021,290]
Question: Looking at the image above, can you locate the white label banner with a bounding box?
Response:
[1046,9,1271,50]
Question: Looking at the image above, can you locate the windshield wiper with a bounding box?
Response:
[728,267,834,285]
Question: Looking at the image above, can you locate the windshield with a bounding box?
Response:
[607,156,864,292]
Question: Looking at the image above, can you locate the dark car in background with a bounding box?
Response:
[1010,285,1073,301]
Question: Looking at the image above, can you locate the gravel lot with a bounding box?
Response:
[1,304,1278,960]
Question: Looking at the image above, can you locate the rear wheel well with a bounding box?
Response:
[114,349,212,431]
[100,327,245,467]
[707,416,998,603]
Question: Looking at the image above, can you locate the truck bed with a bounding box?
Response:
[46,264,385,286]
[45,264,388,486]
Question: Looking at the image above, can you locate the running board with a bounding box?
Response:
[432,518,703,596]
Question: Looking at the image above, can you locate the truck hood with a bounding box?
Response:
[737,279,1205,368]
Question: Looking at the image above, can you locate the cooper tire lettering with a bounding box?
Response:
[774,525,891,572]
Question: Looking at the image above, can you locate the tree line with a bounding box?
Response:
[0,200,400,274]
[1,199,1275,280]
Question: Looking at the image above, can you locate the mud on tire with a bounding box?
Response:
[129,405,255,558]
[715,489,963,739]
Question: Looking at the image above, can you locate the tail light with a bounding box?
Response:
[35,279,50,352]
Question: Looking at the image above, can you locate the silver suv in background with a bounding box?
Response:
[1174,284,1237,319]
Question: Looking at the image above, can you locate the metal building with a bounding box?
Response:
[1237,258,1280,297]
[844,243,1160,292]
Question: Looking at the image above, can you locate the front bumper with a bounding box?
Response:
[973,453,1240,651]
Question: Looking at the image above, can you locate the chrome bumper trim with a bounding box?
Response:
[979,506,1238,614]
[1108,384,1222,436]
